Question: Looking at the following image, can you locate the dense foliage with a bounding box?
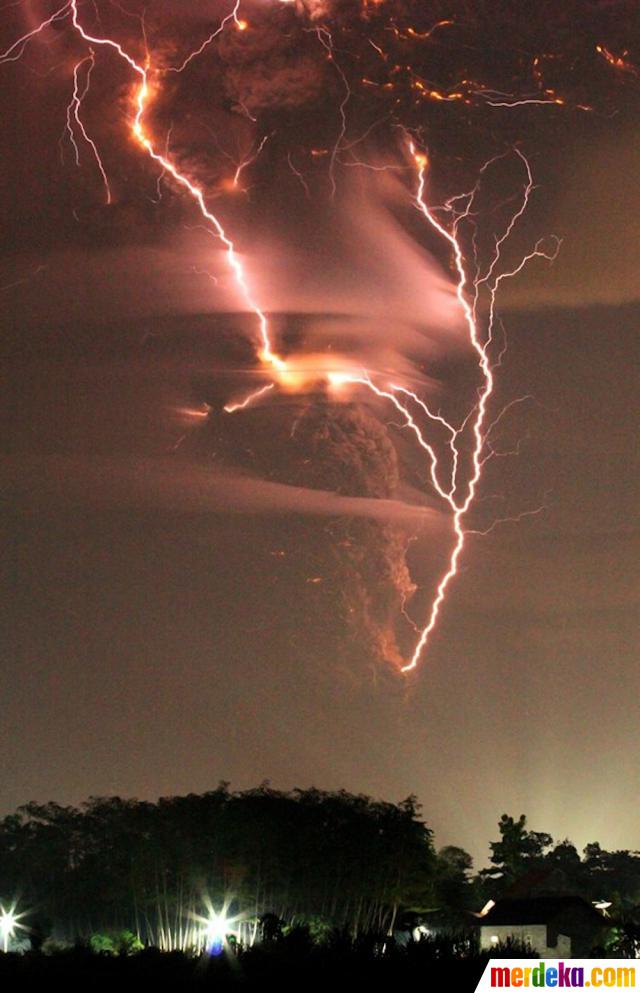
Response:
[480,813,640,911]
[0,784,436,945]
[1,790,639,954]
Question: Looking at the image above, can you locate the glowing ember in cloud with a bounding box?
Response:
[596,44,639,78]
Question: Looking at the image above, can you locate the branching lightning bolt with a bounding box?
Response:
[1,1,564,675]
[53,0,285,377]
[329,144,558,672]
[64,50,111,203]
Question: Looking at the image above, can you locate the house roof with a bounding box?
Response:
[479,896,606,927]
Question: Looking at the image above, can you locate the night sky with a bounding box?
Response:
[1,0,639,866]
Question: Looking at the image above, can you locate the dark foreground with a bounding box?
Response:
[0,941,497,992]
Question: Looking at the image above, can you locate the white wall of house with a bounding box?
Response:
[480,924,571,958]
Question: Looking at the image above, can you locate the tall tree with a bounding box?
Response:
[481,814,553,895]
[435,845,475,923]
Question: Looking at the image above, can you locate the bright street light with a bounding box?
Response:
[204,911,229,956]
[0,907,18,954]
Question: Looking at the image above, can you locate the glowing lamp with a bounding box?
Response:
[0,908,17,953]
[205,912,228,956]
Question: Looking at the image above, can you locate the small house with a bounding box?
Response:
[478,896,608,958]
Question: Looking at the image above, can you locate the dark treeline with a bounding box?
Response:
[0,784,435,947]
[1,788,639,955]
[481,814,640,908]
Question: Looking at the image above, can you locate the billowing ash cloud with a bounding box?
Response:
[11,0,637,676]
[217,11,328,115]
[201,398,425,668]
[286,403,416,669]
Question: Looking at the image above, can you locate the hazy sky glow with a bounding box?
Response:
[1,0,638,865]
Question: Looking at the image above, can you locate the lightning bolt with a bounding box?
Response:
[328,143,558,672]
[165,0,244,74]
[314,25,352,199]
[52,0,285,377]
[223,382,274,413]
[233,133,271,190]
[63,50,111,203]
[2,1,562,675]
[0,1,71,62]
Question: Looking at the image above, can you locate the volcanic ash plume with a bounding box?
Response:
[211,398,419,670]
[289,402,417,668]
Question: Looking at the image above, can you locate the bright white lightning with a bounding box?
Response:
[0,5,561,675]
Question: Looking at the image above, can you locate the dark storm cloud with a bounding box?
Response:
[217,12,327,115]
[8,0,639,309]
